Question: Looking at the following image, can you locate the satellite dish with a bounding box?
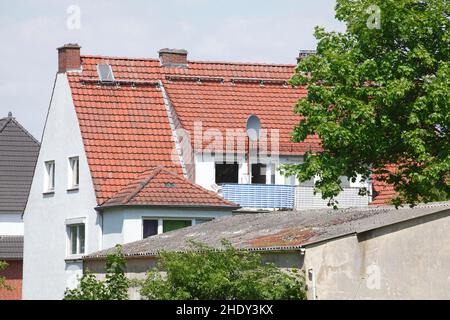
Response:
[246,115,261,141]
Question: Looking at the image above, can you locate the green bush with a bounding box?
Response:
[64,245,129,300]
[140,240,306,300]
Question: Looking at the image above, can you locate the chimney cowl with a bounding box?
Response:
[158,48,188,67]
[57,44,82,73]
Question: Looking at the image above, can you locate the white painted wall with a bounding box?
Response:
[194,153,303,190]
[0,213,24,235]
[102,207,233,250]
[22,73,100,300]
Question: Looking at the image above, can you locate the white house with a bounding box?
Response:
[23,44,391,300]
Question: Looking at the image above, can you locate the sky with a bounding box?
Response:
[0,0,345,139]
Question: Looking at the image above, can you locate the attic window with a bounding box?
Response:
[164,183,176,188]
[97,64,115,83]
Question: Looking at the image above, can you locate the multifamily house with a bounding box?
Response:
[23,44,392,299]
[0,114,39,300]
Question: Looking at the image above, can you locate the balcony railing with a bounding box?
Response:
[221,184,295,209]
[221,184,371,210]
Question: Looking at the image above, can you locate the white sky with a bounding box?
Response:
[0,0,345,138]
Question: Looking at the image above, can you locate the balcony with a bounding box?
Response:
[221,184,371,210]
[221,184,295,210]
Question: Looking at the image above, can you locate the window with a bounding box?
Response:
[69,157,80,189]
[215,163,239,184]
[163,220,192,233]
[142,219,194,239]
[251,164,267,184]
[44,161,55,192]
[143,220,158,239]
[68,224,85,256]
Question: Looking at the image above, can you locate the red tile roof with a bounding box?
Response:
[371,165,398,206]
[101,166,238,208]
[67,55,323,204]
[163,80,321,154]
[66,53,390,206]
[68,57,182,204]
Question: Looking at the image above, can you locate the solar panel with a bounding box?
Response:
[97,64,115,82]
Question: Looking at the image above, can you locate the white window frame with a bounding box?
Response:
[68,156,80,189]
[44,160,55,193]
[142,218,212,239]
[66,223,86,258]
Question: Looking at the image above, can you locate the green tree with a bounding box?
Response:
[140,240,306,300]
[64,246,129,300]
[283,0,449,207]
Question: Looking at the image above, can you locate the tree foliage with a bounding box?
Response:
[283,0,450,207]
[140,240,306,300]
[64,246,129,300]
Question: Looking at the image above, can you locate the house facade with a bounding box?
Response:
[0,113,39,300]
[23,44,390,300]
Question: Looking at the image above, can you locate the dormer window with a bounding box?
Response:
[68,157,79,189]
[44,161,55,193]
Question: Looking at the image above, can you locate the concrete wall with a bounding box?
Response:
[102,207,234,250]
[0,213,24,235]
[22,73,100,300]
[304,210,450,300]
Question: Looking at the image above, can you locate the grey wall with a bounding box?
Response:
[304,210,450,300]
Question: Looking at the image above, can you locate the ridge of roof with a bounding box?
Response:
[122,166,165,204]
[0,117,12,133]
[0,117,40,145]
[80,54,296,68]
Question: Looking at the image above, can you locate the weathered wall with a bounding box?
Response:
[304,210,450,300]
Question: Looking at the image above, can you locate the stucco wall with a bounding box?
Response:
[0,213,24,235]
[304,210,450,300]
[102,207,234,250]
[22,73,100,300]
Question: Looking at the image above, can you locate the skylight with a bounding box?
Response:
[96,64,115,83]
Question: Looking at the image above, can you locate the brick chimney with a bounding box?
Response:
[158,48,188,67]
[57,44,81,73]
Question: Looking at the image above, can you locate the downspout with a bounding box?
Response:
[308,269,317,301]
[301,247,317,300]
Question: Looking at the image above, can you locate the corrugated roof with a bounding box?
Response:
[100,166,239,209]
[0,236,23,259]
[84,201,450,259]
[0,116,40,214]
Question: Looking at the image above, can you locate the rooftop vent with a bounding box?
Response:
[164,182,176,188]
[97,64,115,83]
